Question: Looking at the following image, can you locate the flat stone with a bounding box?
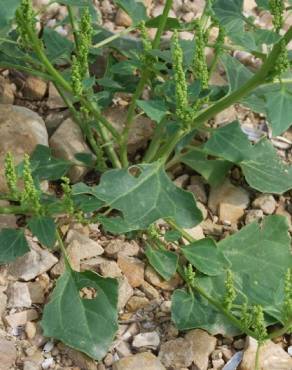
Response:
[117,255,144,288]
[60,346,97,370]
[8,240,58,281]
[245,209,264,224]
[49,118,93,182]
[99,260,122,278]
[189,175,207,203]
[0,76,14,104]
[183,225,205,241]
[105,239,139,258]
[145,266,182,291]
[0,339,17,370]
[5,309,39,327]
[208,179,250,223]
[113,352,166,370]
[140,281,160,300]
[159,338,194,368]
[23,76,47,100]
[252,194,276,215]
[46,83,67,109]
[185,329,217,370]
[132,331,160,349]
[7,281,44,307]
[118,277,134,311]
[0,104,48,192]
[126,296,149,312]
[214,106,237,127]
[115,9,132,27]
[240,337,292,370]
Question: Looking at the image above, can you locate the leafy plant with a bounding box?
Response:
[0,0,291,368]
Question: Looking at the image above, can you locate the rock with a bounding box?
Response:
[223,351,243,370]
[0,339,17,370]
[25,321,37,339]
[140,281,160,300]
[233,338,245,350]
[44,110,70,136]
[0,200,17,230]
[105,239,139,258]
[115,340,132,358]
[174,174,189,188]
[104,106,154,154]
[197,201,208,220]
[99,260,122,278]
[132,331,160,349]
[202,219,223,236]
[252,194,276,215]
[113,352,166,370]
[23,76,47,100]
[118,277,134,310]
[145,266,182,291]
[159,338,194,368]
[59,345,97,370]
[239,337,292,370]
[214,106,237,127]
[185,329,217,370]
[212,358,225,368]
[208,180,250,224]
[115,9,132,27]
[46,83,67,109]
[0,287,7,321]
[7,281,44,307]
[8,239,58,281]
[0,76,14,104]
[117,255,144,288]
[23,361,41,370]
[188,176,207,203]
[183,225,205,241]
[245,209,264,224]
[5,309,39,327]
[49,118,93,182]
[126,296,149,312]
[0,104,48,192]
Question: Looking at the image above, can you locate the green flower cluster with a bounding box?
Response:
[269,0,285,32]
[15,0,36,47]
[4,152,18,198]
[184,263,196,289]
[61,177,74,215]
[223,270,237,311]
[283,268,292,331]
[21,154,42,214]
[172,31,192,125]
[193,21,209,90]
[274,39,290,77]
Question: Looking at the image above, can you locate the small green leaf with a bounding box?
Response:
[0,0,20,41]
[182,238,230,276]
[0,229,30,263]
[145,245,178,280]
[94,162,203,231]
[213,0,244,34]
[265,86,292,136]
[43,28,74,63]
[171,289,239,334]
[255,0,269,9]
[180,148,232,186]
[204,122,292,193]
[74,152,96,167]
[146,16,181,30]
[28,216,56,249]
[41,268,118,360]
[136,99,168,123]
[164,230,182,242]
[114,0,148,24]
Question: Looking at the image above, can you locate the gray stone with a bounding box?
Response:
[113,352,166,370]
[49,118,93,182]
[7,281,44,308]
[0,104,48,192]
[0,77,14,104]
[8,239,58,281]
[252,194,277,215]
[5,309,39,327]
[0,339,17,370]
[115,9,132,27]
[132,331,160,349]
[245,209,264,224]
[118,277,134,311]
[159,338,194,368]
[46,83,67,109]
[23,76,47,100]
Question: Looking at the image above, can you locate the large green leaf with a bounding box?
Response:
[28,216,56,249]
[145,245,178,280]
[41,268,118,360]
[204,121,292,193]
[182,238,230,276]
[43,28,74,64]
[213,0,244,34]
[220,54,253,92]
[114,0,148,24]
[93,162,203,230]
[172,216,291,335]
[180,148,232,186]
[136,99,168,123]
[198,216,292,323]
[0,229,30,263]
[265,86,292,136]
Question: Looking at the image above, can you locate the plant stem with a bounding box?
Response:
[255,342,262,370]
[67,5,79,50]
[120,0,174,166]
[156,27,292,163]
[56,229,71,268]
[268,319,292,339]
[0,205,29,214]
[93,26,136,49]
[166,219,195,243]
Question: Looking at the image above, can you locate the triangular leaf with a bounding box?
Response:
[145,245,178,280]
[137,99,168,123]
[93,162,203,230]
[114,0,148,24]
[0,228,30,263]
[28,216,56,249]
[220,54,253,92]
[213,0,244,34]
[41,269,118,360]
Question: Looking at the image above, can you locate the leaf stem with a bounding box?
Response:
[255,342,261,370]
[56,229,71,269]
[120,0,173,166]
[166,219,195,243]
[93,26,136,49]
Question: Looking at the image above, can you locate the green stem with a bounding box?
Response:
[67,5,79,50]
[93,26,136,49]
[120,0,174,166]
[56,230,71,269]
[166,219,195,243]
[0,205,29,214]
[268,319,292,339]
[255,342,262,370]
[143,120,166,163]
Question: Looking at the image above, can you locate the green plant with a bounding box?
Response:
[0,0,292,367]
